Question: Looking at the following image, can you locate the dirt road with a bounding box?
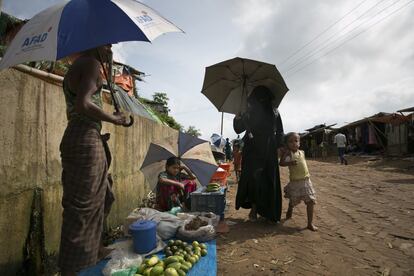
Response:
[217,157,414,276]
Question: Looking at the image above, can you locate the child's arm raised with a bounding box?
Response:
[180,166,196,180]
[279,150,297,167]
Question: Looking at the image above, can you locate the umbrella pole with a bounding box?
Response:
[220,112,224,136]
[97,50,134,127]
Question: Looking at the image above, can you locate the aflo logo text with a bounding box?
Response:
[21,33,48,48]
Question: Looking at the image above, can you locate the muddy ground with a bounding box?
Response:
[217,156,414,276]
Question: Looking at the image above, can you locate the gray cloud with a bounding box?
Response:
[233,0,414,133]
[3,0,413,140]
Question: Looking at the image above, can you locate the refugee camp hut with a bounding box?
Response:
[379,111,414,156]
[397,107,414,154]
[338,113,389,154]
[112,61,145,98]
[301,124,337,158]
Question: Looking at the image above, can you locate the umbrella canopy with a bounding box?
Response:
[201,57,289,115]
[0,0,183,69]
[140,132,218,190]
[210,133,226,150]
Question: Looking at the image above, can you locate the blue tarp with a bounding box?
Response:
[78,240,217,276]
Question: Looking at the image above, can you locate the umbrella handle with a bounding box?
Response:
[123,115,134,127]
[97,50,134,128]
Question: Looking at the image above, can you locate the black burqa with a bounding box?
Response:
[233,86,284,222]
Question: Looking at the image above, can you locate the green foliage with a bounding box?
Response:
[185,126,201,137]
[156,111,183,131]
[153,92,169,109]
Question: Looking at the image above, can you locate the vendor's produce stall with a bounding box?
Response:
[78,208,219,276]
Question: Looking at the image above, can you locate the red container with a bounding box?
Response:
[219,163,231,176]
[210,170,228,186]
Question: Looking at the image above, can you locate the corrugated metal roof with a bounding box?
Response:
[339,112,391,129]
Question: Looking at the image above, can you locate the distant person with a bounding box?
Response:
[233,85,284,222]
[156,157,197,211]
[280,132,317,231]
[334,132,348,165]
[224,138,232,161]
[233,143,242,182]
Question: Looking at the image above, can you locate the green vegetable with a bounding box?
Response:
[164,268,179,276]
[167,262,181,271]
[176,269,186,276]
[150,265,164,276]
[147,256,160,267]
[164,256,179,266]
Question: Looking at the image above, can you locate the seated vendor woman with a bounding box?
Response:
[157,157,197,211]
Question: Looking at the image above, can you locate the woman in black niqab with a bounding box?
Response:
[233,85,284,222]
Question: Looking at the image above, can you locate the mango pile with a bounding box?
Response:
[135,240,208,276]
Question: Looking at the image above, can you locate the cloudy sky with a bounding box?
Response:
[3,0,414,139]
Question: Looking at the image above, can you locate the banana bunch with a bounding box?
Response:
[206,183,221,193]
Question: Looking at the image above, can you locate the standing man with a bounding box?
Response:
[334,131,348,165]
[59,44,127,276]
[224,138,232,161]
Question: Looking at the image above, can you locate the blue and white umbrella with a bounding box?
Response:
[0,0,183,69]
[140,132,218,189]
[210,133,226,150]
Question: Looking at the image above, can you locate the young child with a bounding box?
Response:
[157,157,197,212]
[280,132,317,231]
[233,143,242,182]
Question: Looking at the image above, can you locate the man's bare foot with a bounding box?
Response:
[98,247,114,260]
[307,224,318,231]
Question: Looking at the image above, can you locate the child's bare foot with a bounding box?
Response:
[307,224,318,231]
[248,211,257,221]
[286,208,293,220]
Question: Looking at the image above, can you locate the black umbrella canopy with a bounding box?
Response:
[201,57,289,115]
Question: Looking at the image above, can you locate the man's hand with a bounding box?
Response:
[111,112,127,126]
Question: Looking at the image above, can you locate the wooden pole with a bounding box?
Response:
[220,112,224,136]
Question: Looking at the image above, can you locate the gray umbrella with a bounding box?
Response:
[140,132,218,190]
[201,57,289,115]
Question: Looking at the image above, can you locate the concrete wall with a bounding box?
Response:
[0,68,176,274]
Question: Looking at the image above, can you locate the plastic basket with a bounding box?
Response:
[191,187,226,216]
[219,163,231,176]
[210,170,228,186]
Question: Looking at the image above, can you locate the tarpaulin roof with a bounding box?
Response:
[371,113,411,125]
[303,123,337,137]
[397,107,414,113]
[102,85,162,123]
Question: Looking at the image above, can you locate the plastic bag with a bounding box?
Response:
[177,212,220,227]
[110,267,137,276]
[124,208,183,240]
[176,216,216,242]
[168,206,182,216]
[102,249,142,276]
